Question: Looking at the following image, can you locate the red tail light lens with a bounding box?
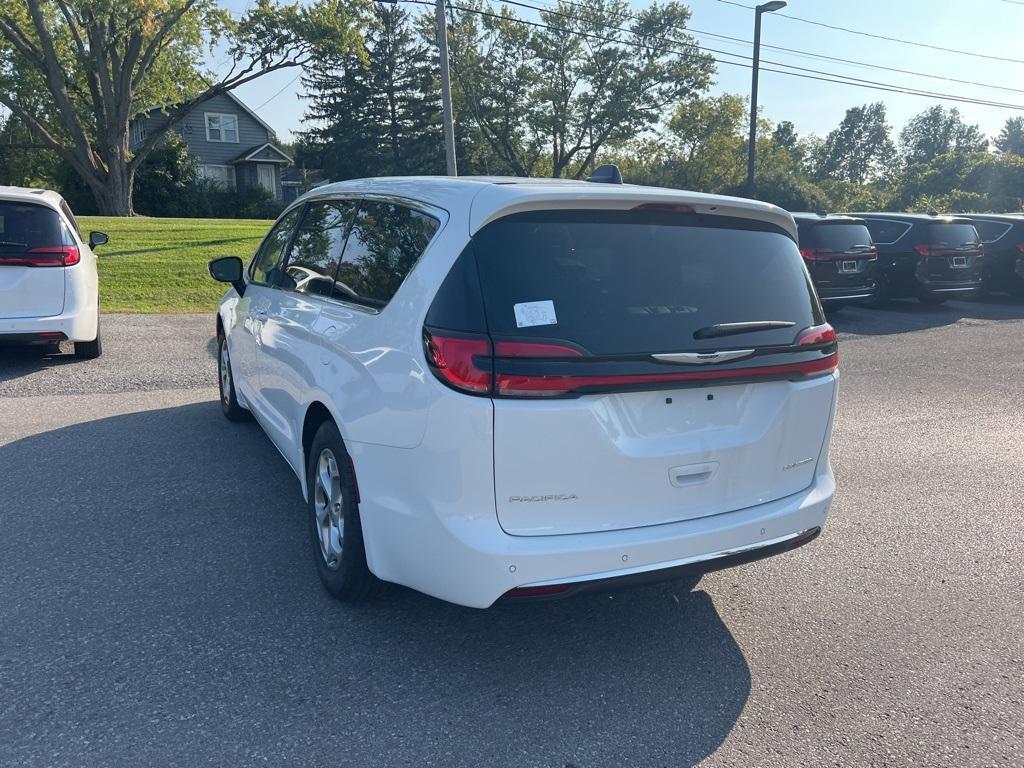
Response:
[2,246,81,267]
[1015,243,1024,254]
[427,327,838,398]
[503,583,574,599]
[424,332,492,394]
[914,244,934,257]
[796,323,837,346]
[799,248,831,261]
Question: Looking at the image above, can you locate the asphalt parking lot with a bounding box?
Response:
[1,300,1022,768]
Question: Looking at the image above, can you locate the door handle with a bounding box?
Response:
[669,462,718,488]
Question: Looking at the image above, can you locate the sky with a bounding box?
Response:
[219,0,1024,145]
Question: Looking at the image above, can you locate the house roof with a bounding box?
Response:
[232,142,293,164]
[145,90,275,137]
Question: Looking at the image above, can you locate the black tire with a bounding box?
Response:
[74,318,102,359]
[306,420,381,601]
[865,279,890,308]
[217,334,252,422]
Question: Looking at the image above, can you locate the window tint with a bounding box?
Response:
[927,223,979,247]
[473,210,820,355]
[802,223,873,252]
[863,219,911,245]
[0,202,71,254]
[336,200,440,308]
[251,207,302,285]
[284,200,356,299]
[970,220,1011,244]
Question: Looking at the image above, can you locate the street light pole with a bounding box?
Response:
[746,1,786,197]
[435,0,458,176]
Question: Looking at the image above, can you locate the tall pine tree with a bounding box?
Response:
[299,5,443,180]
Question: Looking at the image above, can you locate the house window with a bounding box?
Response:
[129,121,147,147]
[199,164,236,190]
[205,113,239,143]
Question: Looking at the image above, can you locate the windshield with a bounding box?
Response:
[472,209,821,355]
[927,223,980,247]
[0,202,69,253]
[801,222,873,252]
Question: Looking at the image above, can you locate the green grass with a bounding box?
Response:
[79,216,272,313]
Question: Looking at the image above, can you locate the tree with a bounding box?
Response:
[660,93,745,191]
[300,3,443,180]
[0,0,368,214]
[812,102,896,185]
[448,0,714,178]
[994,116,1024,156]
[899,106,987,166]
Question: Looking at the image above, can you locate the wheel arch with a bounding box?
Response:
[300,400,357,502]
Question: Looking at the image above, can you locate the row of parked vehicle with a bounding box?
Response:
[794,211,1024,307]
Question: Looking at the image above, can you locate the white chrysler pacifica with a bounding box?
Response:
[209,175,839,609]
[0,186,105,358]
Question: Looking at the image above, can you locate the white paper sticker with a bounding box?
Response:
[514,300,557,328]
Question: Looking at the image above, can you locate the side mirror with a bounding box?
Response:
[88,231,108,248]
[208,256,246,297]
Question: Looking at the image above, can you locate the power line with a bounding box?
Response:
[456,0,1024,111]
[252,72,301,111]
[716,0,1024,66]
[528,0,1024,96]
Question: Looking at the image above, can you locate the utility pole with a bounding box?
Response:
[435,0,457,176]
[746,1,786,197]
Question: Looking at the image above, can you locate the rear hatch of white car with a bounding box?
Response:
[0,200,73,319]
[424,204,838,537]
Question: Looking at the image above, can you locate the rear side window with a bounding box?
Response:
[284,200,356,299]
[250,207,302,285]
[927,223,979,247]
[335,200,439,309]
[968,220,1010,244]
[864,219,911,245]
[801,223,873,251]
[472,210,820,354]
[0,202,70,253]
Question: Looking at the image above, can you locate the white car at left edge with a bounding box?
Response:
[0,186,106,358]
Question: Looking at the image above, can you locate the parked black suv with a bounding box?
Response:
[960,214,1024,297]
[848,213,984,303]
[792,213,878,307]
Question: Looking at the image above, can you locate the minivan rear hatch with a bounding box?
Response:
[453,207,838,537]
[0,201,72,319]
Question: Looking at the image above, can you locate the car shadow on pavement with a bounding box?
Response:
[0,343,78,382]
[0,401,750,768]
[829,296,1024,337]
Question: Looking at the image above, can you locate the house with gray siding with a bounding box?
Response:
[130,91,293,201]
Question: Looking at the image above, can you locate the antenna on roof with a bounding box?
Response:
[586,164,623,185]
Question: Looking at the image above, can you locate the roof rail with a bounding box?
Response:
[586,164,623,185]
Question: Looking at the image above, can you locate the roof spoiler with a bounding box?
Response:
[586,164,623,185]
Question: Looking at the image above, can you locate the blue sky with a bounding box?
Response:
[221,0,1024,145]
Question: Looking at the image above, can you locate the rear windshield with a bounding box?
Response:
[927,223,980,247]
[0,202,68,252]
[472,210,820,355]
[800,222,872,251]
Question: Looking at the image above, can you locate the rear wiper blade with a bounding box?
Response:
[693,320,795,340]
[0,240,29,248]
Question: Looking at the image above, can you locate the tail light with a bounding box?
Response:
[423,332,492,393]
[915,244,982,257]
[1,246,81,267]
[425,324,838,398]
[801,246,876,261]
[1015,243,1024,254]
[800,247,832,261]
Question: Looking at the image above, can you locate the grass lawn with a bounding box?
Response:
[79,216,271,313]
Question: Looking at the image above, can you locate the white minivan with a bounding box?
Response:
[0,186,105,358]
[210,176,839,608]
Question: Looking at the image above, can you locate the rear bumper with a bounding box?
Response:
[0,306,97,343]
[357,456,836,608]
[505,526,821,600]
